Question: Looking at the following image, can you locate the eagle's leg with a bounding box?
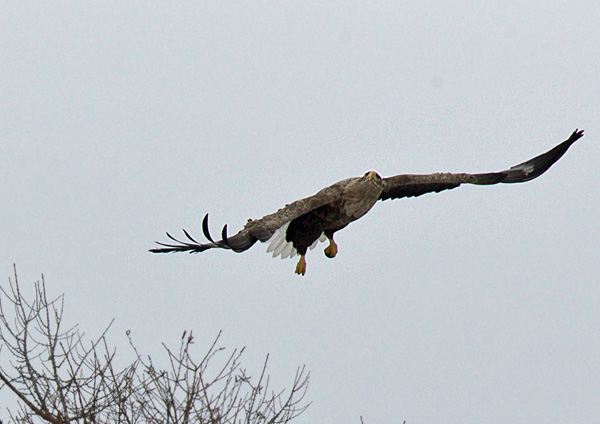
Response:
[295,255,307,276]
[324,234,338,258]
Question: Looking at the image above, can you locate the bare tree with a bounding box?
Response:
[0,266,310,423]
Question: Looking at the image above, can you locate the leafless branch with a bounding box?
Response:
[0,266,310,423]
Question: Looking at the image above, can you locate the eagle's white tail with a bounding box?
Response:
[265,222,326,259]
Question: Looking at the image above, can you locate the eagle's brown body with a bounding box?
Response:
[151,129,584,275]
[287,173,383,256]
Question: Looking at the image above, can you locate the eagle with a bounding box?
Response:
[151,129,583,275]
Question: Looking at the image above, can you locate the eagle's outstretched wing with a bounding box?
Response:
[150,178,355,254]
[379,129,583,201]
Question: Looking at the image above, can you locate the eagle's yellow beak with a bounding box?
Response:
[367,171,378,182]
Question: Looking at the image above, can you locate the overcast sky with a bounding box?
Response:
[2,2,599,423]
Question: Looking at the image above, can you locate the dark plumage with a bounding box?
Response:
[151,129,584,275]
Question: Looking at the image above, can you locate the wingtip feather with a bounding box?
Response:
[221,224,230,248]
[202,214,215,242]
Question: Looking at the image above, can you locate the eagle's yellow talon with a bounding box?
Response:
[295,255,306,275]
[324,239,338,258]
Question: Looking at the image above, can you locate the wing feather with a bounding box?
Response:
[245,178,351,240]
[379,129,583,201]
[150,178,352,254]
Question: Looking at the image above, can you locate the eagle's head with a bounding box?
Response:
[362,171,383,185]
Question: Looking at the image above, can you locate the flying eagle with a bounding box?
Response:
[151,129,583,275]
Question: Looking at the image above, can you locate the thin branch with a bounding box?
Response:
[1,267,311,424]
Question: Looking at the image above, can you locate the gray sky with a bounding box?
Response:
[2,2,599,423]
